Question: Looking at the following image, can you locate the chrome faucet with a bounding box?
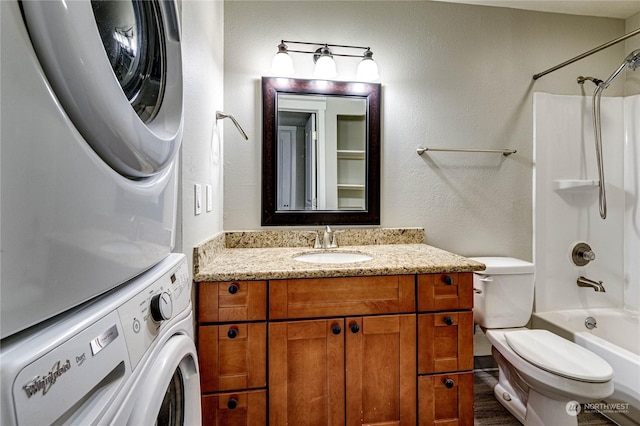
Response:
[314,226,340,249]
[323,226,333,248]
[577,276,606,292]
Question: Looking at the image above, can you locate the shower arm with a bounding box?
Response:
[533,27,640,80]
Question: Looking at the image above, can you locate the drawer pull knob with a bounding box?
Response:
[444,378,455,388]
[350,323,360,334]
[442,275,454,285]
[228,283,239,294]
[332,325,342,335]
[227,328,238,339]
[227,398,238,409]
[444,316,455,326]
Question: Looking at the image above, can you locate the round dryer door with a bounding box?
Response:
[21,0,183,179]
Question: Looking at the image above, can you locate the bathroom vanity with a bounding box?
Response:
[193,229,484,425]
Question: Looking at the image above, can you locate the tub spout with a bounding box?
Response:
[577,276,606,292]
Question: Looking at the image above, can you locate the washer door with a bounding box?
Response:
[128,334,201,425]
[21,0,182,178]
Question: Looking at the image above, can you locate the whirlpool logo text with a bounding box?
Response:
[22,360,71,398]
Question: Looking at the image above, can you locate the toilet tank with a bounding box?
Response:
[470,257,535,329]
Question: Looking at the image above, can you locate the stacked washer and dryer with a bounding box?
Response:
[1,0,201,424]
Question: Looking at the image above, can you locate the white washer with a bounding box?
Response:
[0,254,201,425]
[1,0,183,338]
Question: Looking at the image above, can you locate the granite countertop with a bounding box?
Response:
[193,228,485,282]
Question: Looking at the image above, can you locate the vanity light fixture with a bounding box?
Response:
[270,40,380,81]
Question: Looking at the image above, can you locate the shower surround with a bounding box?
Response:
[533,92,639,313]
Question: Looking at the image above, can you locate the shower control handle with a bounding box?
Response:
[572,242,596,266]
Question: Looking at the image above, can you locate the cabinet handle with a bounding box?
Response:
[332,325,342,335]
[444,378,455,389]
[350,323,360,334]
[444,316,455,326]
[228,283,239,294]
[227,397,238,409]
[442,275,454,285]
[227,328,238,339]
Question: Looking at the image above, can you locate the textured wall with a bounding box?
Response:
[179,0,225,271]
[222,1,629,260]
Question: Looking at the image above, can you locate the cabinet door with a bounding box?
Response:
[418,372,474,426]
[201,390,266,426]
[345,315,417,426]
[198,323,266,392]
[269,319,345,426]
[418,312,474,374]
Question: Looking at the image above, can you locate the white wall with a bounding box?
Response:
[178,0,225,271]
[223,0,628,260]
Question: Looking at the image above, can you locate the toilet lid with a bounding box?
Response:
[504,329,613,383]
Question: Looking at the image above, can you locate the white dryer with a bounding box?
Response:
[0,253,201,425]
[1,0,183,338]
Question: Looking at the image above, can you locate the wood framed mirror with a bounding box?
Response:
[261,77,381,226]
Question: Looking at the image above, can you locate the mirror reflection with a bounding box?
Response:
[262,77,381,226]
[277,94,366,211]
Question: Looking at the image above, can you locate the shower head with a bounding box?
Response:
[599,49,640,89]
[626,49,640,71]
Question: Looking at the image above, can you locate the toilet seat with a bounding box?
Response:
[504,329,613,383]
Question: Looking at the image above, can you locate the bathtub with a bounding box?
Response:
[532,308,640,425]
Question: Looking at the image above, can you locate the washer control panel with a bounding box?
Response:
[117,257,191,369]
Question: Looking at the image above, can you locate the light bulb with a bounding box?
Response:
[356,58,379,81]
[313,55,337,79]
[271,52,294,76]
[356,49,379,81]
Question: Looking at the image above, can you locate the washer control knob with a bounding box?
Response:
[150,292,173,322]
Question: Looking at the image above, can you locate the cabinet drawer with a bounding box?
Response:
[198,323,266,392]
[201,390,266,426]
[418,372,474,426]
[199,281,266,322]
[418,311,473,374]
[417,273,473,312]
[269,275,415,319]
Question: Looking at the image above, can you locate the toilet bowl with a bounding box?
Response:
[471,257,614,426]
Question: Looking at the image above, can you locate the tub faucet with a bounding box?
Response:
[577,276,606,292]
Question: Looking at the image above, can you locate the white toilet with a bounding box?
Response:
[471,257,614,426]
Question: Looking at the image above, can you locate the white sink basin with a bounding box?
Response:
[293,252,372,264]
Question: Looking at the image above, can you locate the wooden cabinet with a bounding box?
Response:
[198,280,268,425]
[197,272,473,426]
